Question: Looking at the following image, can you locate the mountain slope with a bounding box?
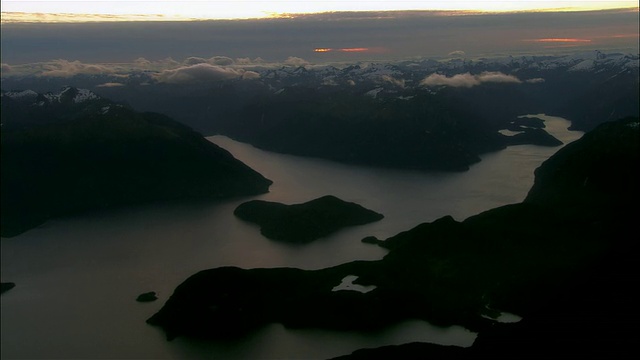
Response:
[1,87,272,237]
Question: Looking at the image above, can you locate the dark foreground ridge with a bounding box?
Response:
[147,117,639,357]
[331,117,640,359]
[234,195,384,243]
[1,282,16,294]
[0,88,272,237]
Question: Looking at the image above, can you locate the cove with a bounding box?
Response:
[0,114,582,359]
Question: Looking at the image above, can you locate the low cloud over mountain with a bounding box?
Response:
[155,63,259,84]
[40,59,116,77]
[96,82,125,87]
[420,71,522,88]
[284,56,310,67]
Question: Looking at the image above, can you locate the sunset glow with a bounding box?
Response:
[1,2,637,64]
[1,0,638,23]
[601,33,640,39]
[529,38,593,43]
[315,48,372,53]
[340,48,370,52]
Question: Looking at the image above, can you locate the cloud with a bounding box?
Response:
[2,9,637,65]
[322,77,338,86]
[155,63,257,84]
[235,57,253,65]
[420,71,522,88]
[526,77,545,83]
[134,57,152,67]
[40,59,115,77]
[421,73,478,87]
[159,57,181,67]
[241,71,260,79]
[284,56,309,66]
[1,63,11,74]
[235,57,265,65]
[476,72,522,84]
[96,82,125,87]
[183,57,209,65]
[380,74,405,88]
[209,56,235,66]
[448,50,466,58]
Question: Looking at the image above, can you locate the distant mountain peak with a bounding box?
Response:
[1,87,110,130]
[43,86,100,104]
[2,86,101,106]
[2,89,39,100]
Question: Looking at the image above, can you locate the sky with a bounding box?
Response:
[1,1,637,21]
[0,1,638,75]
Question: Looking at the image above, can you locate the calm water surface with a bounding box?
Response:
[0,114,582,359]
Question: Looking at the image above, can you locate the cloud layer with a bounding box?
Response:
[420,71,522,88]
[155,63,259,84]
[1,9,636,64]
[40,59,115,77]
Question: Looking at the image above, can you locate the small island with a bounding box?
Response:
[136,291,158,302]
[234,195,384,243]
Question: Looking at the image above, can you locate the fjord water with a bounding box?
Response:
[1,115,582,359]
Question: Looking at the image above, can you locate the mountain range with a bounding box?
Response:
[4,51,636,171]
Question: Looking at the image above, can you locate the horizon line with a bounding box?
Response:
[2,7,638,24]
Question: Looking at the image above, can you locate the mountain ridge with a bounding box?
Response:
[3,52,636,172]
[1,87,273,237]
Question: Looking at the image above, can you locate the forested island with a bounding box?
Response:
[234,195,384,243]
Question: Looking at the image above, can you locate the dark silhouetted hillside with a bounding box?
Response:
[147,117,638,359]
[234,195,384,242]
[1,88,272,237]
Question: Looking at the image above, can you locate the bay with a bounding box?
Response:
[0,114,582,359]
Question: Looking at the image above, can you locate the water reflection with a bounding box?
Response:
[1,114,582,359]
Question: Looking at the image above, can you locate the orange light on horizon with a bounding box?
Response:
[526,38,592,43]
[339,48,370,52]
[541,44,585,48]
[601,33,640,38]
[314,47,383,53]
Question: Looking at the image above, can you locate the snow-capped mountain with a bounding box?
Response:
[250,50,638,89]
[1,86,120,130]
[1,51,637,166]
[2,89,39,100]
[2,86,100,106]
